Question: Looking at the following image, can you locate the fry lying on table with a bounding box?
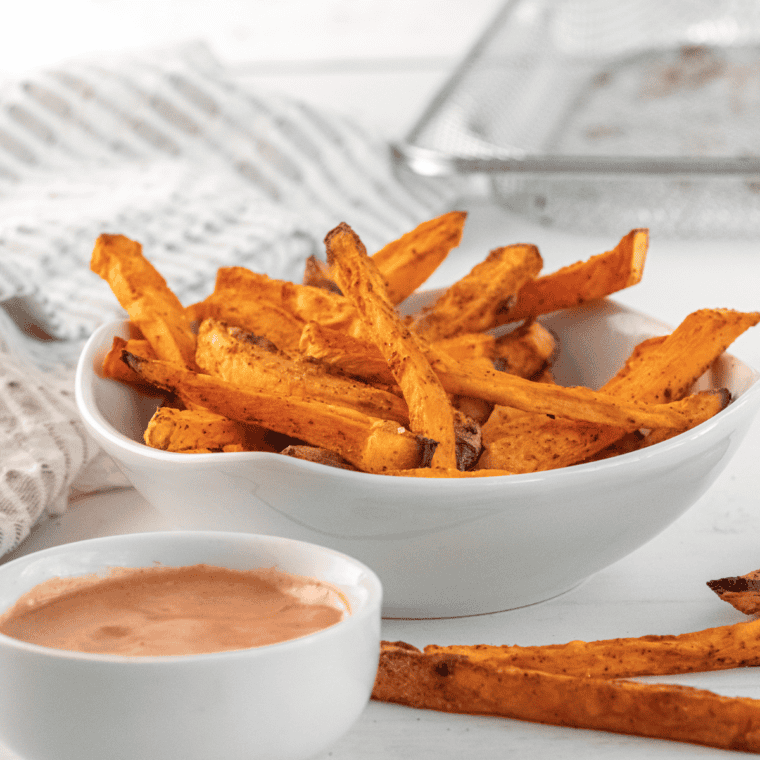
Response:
[372,570,760,754]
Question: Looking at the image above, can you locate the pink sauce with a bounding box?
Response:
[0,564,347,656]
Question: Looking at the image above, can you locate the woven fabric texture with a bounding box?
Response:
[0,42,459,558]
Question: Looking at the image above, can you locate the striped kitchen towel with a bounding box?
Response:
[0,42,461,558]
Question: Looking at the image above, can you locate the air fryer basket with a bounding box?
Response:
[393,0,760,237]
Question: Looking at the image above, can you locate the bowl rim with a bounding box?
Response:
[0,530,383,663]
[74,302,760,489]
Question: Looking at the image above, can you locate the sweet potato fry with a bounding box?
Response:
[479,407,614,472]
[101,336,156,385]
[424,612,760,679]
[299,323,493,384]
[373,640,760,753]
[478,389,729,473]
[325,222,459,470]
[193,266,364,337]
[195,318,410,425]
[411,244,543,340]
[187,288,307,354]
[424,344,696,429]
[603,308,760,403]
[436,321,558,379]
[144,406,267,453]
[90,234,197,369]
[298,321,396,385]
[300,320,700,429]
[708,568,760,616]
[122,352,436,473]
[498,228,648,325]
[318,319,558,383]
[370,210,467,305]
[478,308,758,471]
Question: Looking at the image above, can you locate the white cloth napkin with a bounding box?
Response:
[0,42,460,558]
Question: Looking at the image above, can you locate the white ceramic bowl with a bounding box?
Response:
[0,531,382,760]
[75,295,760,618]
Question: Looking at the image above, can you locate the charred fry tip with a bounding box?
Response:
[121,349,142,373]
[707,576,760,593]
[454,412,482,471]
[324,221,359,255]
[418,436,440,469]
[715,387,732,409]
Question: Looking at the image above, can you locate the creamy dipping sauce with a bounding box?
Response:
[0,564,348,656]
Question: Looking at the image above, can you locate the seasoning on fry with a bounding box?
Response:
[372,640,760,753]
[123,351,437,474]
[499,227,648,325]
[91,234,197,370]
[708,568,760,616]
[410,243,543,340]
[325,222,460,470]
[370,210,466,305]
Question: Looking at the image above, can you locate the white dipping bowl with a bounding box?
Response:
[0,531,382,760]
[75,295,760,618]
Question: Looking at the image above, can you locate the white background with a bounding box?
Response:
[1,0,503,139]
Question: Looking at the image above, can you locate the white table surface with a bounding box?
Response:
[3,2,760,758]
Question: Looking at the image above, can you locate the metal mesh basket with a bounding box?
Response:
[393,0,760,237]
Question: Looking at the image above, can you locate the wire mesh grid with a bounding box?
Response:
[395,0,760,237]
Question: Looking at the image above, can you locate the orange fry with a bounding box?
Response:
[478,389,729,473]
[499,228,648,325]
[424,612,760,679]
[298,321,397,385]
[90,234,196,369]
[187,289,306,354]
[123,352,435,473]
[604,308,760,403]
[325,222,459,470]
[101,336,156,385]
[708,568,760,616]
[424,343,695,429]
[300,320,701,429]
[370,211,467,305]
[411,243,543,339]
[373,641,760,753]
[195,318,409,425]
[192,266,363,337]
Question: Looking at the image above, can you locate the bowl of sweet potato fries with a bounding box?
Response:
[75,212,760,617]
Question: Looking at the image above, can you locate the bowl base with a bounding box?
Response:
[381,578,589,620]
